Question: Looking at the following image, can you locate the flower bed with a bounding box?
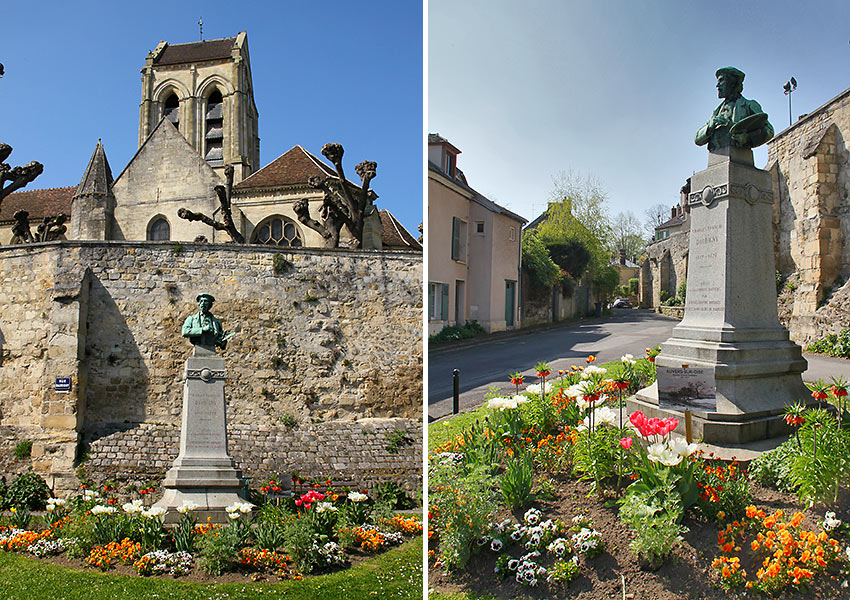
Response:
[429,355,850,599]
[0,478,422,585]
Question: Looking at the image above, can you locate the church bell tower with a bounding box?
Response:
[138,30,260,184]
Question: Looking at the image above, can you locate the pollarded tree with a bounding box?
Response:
[293,143,378,249]
[0,143,43,207]
[178,164,245,243]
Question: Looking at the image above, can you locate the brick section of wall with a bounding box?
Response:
[83,418,421,493]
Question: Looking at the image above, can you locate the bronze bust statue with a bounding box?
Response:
[182,293,229,350]
[695,67,774,152]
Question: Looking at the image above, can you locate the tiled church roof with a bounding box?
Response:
[0,187,75,223]
[234,145,338,191]
[153,37,236,65]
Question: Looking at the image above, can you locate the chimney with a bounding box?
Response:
[619,248,626,266]
[671,207,676,219]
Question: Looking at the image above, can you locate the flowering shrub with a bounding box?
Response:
[239,547,295,577]
[695,457,752,521]
[86,538,141,570]
[713,506,842,594]
[26,537,69,557]
[0,528,49,552]
[134,550,193,576]
[386,514,423,535]
[547,556,580,584]
[315,540,347,567]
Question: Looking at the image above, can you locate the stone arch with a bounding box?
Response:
[196,75,234,99]
[146,214,171,241]
[251,215,304,247]
[152,79,191,104]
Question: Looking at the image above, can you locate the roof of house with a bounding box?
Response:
[234,145,340,191]
[655,213,686,231]
[153,36,236,66]
[428,160,525,224]
[610,258,640,269]
[379,209,421,250]
[0,187,75,223]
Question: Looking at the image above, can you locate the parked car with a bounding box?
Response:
[611,298,632,309]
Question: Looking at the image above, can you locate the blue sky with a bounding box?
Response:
[429,0,850,227]
[0,0,423,234]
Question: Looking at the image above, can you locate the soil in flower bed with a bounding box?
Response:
[429,476,850,600]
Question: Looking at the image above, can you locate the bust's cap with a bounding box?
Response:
[715,66,745,82]
[196,293,215,303]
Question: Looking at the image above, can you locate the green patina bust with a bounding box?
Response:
[695,67,774,152]
[182,293,230,350]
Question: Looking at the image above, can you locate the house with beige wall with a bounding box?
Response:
[428,134,526,334]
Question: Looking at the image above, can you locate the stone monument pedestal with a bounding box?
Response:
[630,148,811,444]
[154,346,246,522]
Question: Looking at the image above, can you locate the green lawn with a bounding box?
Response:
[0,536,422,600]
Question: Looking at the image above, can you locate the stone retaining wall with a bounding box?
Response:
[0,241,422,492]
[83,418,421,494]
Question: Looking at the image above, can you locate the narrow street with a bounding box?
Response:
[428,310,676,420]
[428,309,850,421]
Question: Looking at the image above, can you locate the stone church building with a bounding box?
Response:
[1,32,420,250]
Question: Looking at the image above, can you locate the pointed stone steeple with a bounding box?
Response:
[70,140,115,240]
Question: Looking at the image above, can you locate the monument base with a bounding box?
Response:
[629,382,791,444]
[153,349,247,523]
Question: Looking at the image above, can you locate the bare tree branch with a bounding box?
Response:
[178,164,244,242]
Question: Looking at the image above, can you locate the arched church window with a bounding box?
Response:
[148,217,170,241]
[205,90,224,165]
[253,216,303,247]
[164,93,179,128]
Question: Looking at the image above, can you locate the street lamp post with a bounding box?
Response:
[783,77,797,127]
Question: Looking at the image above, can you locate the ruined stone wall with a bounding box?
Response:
[0,241,422,491]
[643,232,689,308]
[767,87,850,344]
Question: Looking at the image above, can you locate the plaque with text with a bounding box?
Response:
[658,366,716,412]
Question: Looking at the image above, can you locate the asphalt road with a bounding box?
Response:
[428,310,676,420]
[427,309,850,421]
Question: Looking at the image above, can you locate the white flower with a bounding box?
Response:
[91,505,116,515]
[507,558,519,571]
[46,504,55,512]
[524,508,542,526]
[47,498,66,507]
[142,506,166,519]
[237,502,254,514]
[621,354,636,365]
[225,503,240,513]
[177,501,199,514]
[593,406,617,427]
[647,442,668,463]
[82,490,100,501]
[315,502,338,513]
[348,491,368,503]
[823,511,841,531]
[227,511,241,520]
[123,500,144,514]
[524,382,552,395]
[487,396,517,411]
[581,365,607,378]
[490,538,503,552]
